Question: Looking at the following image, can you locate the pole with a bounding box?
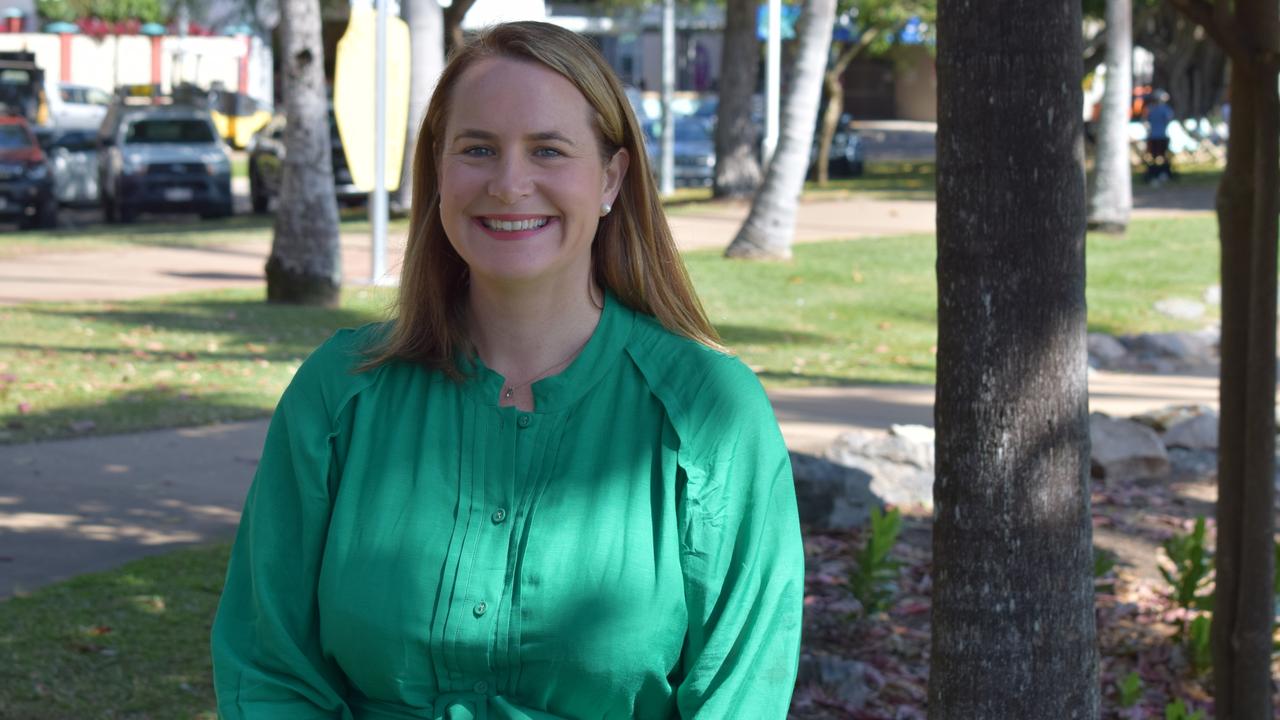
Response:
[371,0,389,284]
[764,0,781,166]
[660,0,675,196]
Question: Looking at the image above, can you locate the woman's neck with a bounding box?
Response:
[466,279,604,404]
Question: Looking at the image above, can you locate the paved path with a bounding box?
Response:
[0,177,1226,598]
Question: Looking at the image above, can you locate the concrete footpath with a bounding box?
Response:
[0,182,1224,599]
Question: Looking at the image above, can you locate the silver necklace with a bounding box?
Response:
[500,337,591,400]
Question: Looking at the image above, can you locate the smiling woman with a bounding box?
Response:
[211,21,804,720]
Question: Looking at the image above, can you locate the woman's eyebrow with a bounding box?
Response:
[452,129,577,146]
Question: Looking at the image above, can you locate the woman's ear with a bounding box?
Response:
[602,148,630,207]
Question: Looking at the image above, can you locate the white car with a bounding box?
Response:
[47,83,111,131]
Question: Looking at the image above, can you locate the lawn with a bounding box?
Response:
[0,215,1220,444]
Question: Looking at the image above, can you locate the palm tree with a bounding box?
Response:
[713,0,763,198]
[393,0,444,212]
[724,0,837,259]
[264,0,341,306]
[1086,0,1132,232]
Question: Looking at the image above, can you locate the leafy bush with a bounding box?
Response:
[849,506,903,615]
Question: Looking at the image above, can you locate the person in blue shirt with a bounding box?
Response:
[1144,89,1175,185]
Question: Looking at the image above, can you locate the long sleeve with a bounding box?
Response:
[211,336,365,719]
[672,362,805,719]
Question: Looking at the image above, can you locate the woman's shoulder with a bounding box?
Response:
[285,321,391,414]
[625,313,774,435]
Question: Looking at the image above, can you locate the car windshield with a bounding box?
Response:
[126,119,216,144]
[0,124,32,150]
[645,119,712,143]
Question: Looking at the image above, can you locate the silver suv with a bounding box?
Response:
[98,104,233,223]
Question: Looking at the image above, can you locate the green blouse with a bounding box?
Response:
[211,293,804,719]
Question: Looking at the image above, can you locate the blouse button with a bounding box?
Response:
[473,600,487,617]
[491,508,507,524]
[473,680,488,694]
[516,414,532,428]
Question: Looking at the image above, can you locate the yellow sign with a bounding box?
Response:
[333,6,410,192]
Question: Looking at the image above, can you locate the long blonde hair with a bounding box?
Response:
[363,21,720,376]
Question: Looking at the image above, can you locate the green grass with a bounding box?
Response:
[0,208,410,260]
[0,215,1221,444]
[0,544,227,719]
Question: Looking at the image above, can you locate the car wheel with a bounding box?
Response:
[36,196,58,229]
[119,204,137,223]
[102,192,117,223]
[849,160,865,178]
[201,200,233,220]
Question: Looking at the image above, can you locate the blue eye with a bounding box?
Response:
[462,146,493,157]
[534,147,563,158]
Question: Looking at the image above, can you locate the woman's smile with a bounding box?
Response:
[474,214,557,240]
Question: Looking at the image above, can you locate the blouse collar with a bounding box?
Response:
[462,290,636,413]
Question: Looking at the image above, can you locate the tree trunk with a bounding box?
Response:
[393,0,444,213]
[931,0,1099,716]
[713,0,763,199]
[724,0,836,259]
[1210,15,1277,720]
[1086,0,1132,232]
[266,0,341,306]
[443,0,477,56]
[815,30,878,187]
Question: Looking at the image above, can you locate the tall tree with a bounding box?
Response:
[1167,1,1277,716]
[1086,0,1132,232]
[265,0,341,306]
[814,0,935,185]
[393,0,444,213]
[724,0,837,259]
[930,0,1098,716]
[713,0,763,198]
[442,0,477,55]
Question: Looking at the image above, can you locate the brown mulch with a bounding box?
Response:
[789,467,1280,719]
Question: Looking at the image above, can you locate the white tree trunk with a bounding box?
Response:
[1087,0,1133,232]
[266,0,342,306]
[394,0,444,212]
[725,0,837,259]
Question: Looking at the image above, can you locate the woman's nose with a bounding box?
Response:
[487,155,533,204]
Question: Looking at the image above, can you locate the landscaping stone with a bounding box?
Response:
[1154,298,1206,321]
[825,427,935,509]
[1163,411,1219,451]
[1168,447,1217,482]
[790,452,879,531]
[1089,413,1171,483]
[1203,285,1221,305]
[797,651,872,712]
[1088,333,1129,366]
[1131,404,1214,432]
[1124,332,1216,365]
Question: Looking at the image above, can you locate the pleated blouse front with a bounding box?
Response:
[211,294,804,719]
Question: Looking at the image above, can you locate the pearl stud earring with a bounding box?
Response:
[600,202,612,216]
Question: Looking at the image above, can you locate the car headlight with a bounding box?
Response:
[203,152,231,176]
[27,163,48,180]
[122,154,147,176]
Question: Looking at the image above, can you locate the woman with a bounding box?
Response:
[212,21,803,719]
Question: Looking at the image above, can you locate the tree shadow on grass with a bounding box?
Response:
[716,324,831,346]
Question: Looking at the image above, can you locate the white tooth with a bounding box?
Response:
[485,217,547,231]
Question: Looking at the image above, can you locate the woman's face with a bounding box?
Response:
[438,57,628,293]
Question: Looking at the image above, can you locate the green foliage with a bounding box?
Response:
[1159,517,1214,613]
[1094,547,1118,594]
[1187,614,1212,675]
[1116,671,1143,708]
[90,0,167,23]
[849,506,903,615]
[837,0,937,59]
[35,0,81,23]
[1164,699,1206,720]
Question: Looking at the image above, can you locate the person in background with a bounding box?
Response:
[1144,89,1176,185]
[210,20,805,720]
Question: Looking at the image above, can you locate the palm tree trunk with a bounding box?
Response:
[815,29,879,186]
[265,0,341,306]
[1086,0,1133,232]
[930,0,1099,715]
[393,0,444,212]
[725,0,837,259]
[713,0,763,199]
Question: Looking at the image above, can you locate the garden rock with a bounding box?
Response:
[1163,411,1219,451]
[1154,298,1206,321]
[824,426,935,509]
[1088,333,1128,366]
[1125,332,1216,366]
[1089,413,1170,483]
[1131,404,1214,432]
[1168,447,1218,482]
[790,452,879,531]
[1203,285,1221,305]
[797,651,872,711]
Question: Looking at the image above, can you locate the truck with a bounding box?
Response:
[0,51,49,127]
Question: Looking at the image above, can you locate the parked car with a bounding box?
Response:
[98,103,233,222]
[643,116,716,188]
[810,113,865,178]
[0,114,57,229]
[247,110,364,213]
[46,83,111,131]
[38,127,99,205]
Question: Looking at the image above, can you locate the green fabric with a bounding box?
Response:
[211,293,804,719]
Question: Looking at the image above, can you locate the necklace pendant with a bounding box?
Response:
[503,387,514,399]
